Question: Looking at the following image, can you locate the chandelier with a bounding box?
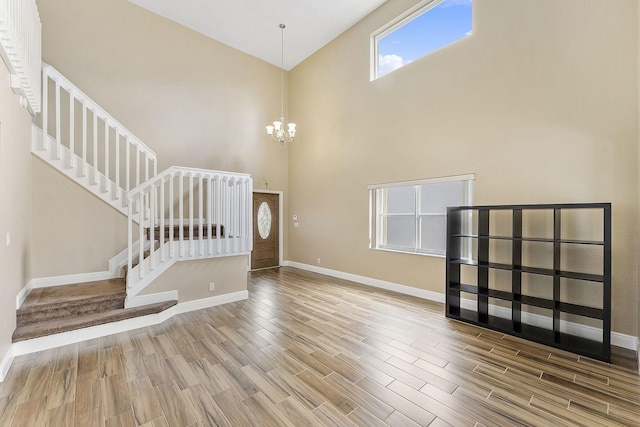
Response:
[266,24,296,144]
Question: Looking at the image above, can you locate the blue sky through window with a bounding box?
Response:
[377,0,472,77]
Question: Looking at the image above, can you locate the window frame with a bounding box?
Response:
[368,174,474,257]
[370,0,472,81]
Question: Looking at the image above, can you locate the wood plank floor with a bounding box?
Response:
[1,267,638,426]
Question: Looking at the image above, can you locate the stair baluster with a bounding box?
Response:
[32,64,252,310]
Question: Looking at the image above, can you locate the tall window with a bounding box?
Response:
[369,174,474,256]
[371,0,473,80]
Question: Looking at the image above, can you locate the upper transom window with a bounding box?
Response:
[371,0,473,80]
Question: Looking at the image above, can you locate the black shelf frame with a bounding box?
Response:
[446,203,611,362]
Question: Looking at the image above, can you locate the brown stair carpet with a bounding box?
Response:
[145,224,224,241]
[13,278,177,342]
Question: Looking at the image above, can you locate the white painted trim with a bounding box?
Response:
[0,347,15,382]
[459,299,639,351]
[0,289,250,381]
[367,173,475,190]
[175,290,249,314]
[253,190,284,268]
[285,261,638,351]
[127,240,251,298]
[11,308,177,358]
[284,261,445,303]
[15,284,32,310]
[32,125,132,220]
[18,270,117,309]
[109,239,149,275]
[125,291,179,309]
[613,332,639,353]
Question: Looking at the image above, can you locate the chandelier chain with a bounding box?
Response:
[280,24,285,119]
[265,23,297,144]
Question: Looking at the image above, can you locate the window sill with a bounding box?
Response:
[370,247,446,259]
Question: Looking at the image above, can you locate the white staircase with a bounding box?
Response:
[33,64,253,304]
[32,64,157,220]
[125,166,252,305]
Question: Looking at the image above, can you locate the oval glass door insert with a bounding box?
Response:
[257,201,272,239]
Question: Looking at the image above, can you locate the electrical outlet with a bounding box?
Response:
[208,282,215,292]
[317,258,321,264]
[5,232,10,247]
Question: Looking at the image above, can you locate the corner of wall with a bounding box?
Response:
[0,59,33,384]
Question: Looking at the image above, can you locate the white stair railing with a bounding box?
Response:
[32,65,254,300]
[35,63,157,216]
[126,166,253,298]
[0,0,41,114]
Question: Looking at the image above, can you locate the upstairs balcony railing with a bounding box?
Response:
[0,0,42,113]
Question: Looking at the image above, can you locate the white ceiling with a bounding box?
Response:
[127,0,389,70]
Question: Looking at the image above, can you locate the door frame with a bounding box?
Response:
[251,190,284,269]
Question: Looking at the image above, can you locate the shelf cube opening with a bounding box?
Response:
[521,305,554,331]
[559,312,604,344]
[489,269,512,293]
[488,297,512,318]
[489,209,512,237]
[560,244,603,277]
[560,208,604,242]
[522,240,554,270]
[489,239,512,265]
[460,264,477,286]
[521,273,553,300]
[522,209,554,240]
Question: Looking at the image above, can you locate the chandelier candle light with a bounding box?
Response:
[266,24,296,144]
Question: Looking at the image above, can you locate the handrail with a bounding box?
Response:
[125,166,253,295]
[35,64,254,299]
[128,166,251,198]
[40,63,157,201]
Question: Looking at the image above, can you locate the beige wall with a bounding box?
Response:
[34,0,290,277]
[140,256,248,303]
[31,158,129,277]
[0,62,33,364]
[288,0,639,336]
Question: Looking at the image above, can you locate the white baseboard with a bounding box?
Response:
[17,270,118,309]
[459,299,639,351]
[1,289,249,382]
[614,332,640,353]
[125,291,179,309]
[11,308,177,358]
[283,261,445,303]
[175,291,249,314]
[285,261,638,351]
[0,346,15,382]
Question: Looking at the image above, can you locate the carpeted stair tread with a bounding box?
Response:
[18,279,126,314]
[12,300,177,342]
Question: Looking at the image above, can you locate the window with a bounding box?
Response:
[369,174,474,256]
[371,0,473,79]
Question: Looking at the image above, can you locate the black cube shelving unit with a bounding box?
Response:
[446,203,611,362]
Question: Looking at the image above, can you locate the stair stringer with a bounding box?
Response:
[31,124,139,222]
[125,240,175,308]
[108,239,151,275]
